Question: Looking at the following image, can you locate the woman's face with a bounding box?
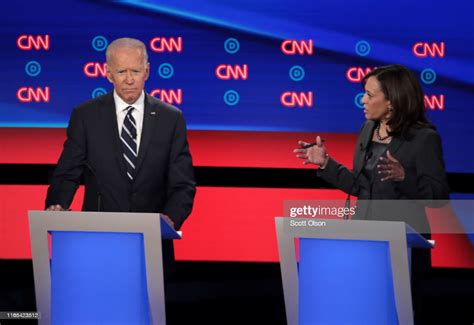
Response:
[362,76,391,121]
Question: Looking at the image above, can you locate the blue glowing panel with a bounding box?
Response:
[299,238,397,324]
[51,231,151,324]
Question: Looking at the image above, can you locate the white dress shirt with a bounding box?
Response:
[114,90,145,153]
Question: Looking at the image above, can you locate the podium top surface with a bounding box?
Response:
[29,211,181,240]
[404,223,433,249]
[275,217,433,249]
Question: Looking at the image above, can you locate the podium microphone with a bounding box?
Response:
[343,145,372,220]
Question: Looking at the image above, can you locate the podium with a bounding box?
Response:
[275,218,433,325]
[29,211,181,325]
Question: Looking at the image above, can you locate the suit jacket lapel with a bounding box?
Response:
[353,120,405,175]
[386,136,404,156]
[354,120,376,175]
[135,93,158,175]
[101,93,128,177]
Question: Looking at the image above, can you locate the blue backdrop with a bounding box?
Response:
[1,0,473,172]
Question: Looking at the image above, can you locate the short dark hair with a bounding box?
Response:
[362,64,434,137]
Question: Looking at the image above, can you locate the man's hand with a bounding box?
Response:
[161,214,175,229]
[46,204,66,211]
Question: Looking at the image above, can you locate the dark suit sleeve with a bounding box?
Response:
[396,130,449,200]
[163,112,196,230]
[45,108,86,209]
[315,122,372,196]
[316,158,359,195]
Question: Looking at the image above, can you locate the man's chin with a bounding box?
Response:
[120,94,138,104]
[125,98,137,104]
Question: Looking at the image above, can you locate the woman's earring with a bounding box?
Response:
[384,108,392,121]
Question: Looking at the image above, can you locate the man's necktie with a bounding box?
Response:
[120,106,137,181]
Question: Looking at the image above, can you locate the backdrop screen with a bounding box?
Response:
[1,0,473,172]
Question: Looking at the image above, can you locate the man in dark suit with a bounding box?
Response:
[46,37,196,275]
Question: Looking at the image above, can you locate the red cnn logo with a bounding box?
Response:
[346,67,373,82]
[280,92,313,107]
[215,64,248,80]
[413,42,445,58]
[150,37,183,53]
[150,89,183,105]
[17,35,50,50]
[281,40,313,55]
[84,62,107,78]
[17,87,50,103]
[424,95,444,110]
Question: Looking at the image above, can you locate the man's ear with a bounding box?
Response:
[105,63,113,83]
[145,62,150,81]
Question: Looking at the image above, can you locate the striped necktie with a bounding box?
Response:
[120,106,137,181]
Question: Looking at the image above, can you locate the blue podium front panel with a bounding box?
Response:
[299,238,397,325]
[51,231,151,325]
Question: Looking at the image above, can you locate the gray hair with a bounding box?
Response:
[106,37,149,65]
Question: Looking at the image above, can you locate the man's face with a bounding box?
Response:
[106,47,150,104]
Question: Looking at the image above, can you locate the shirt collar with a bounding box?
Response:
[114,90,145,114]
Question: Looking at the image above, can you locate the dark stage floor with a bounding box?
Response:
[0,260,472,324]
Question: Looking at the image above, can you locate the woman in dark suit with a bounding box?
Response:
[294,65,450,323]
[294,64,449,229]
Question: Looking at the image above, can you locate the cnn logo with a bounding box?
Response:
[150,37,182,53]
[281,40,313,55]
[424,95,444,110]
[17,35,50,50]
[413,42,445,58]
[150,89,183,105]
[84,62,107,78]
[215,64,248,80]
[17,87,50,103]
[346,67,374,82]
[281,92,313,107]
